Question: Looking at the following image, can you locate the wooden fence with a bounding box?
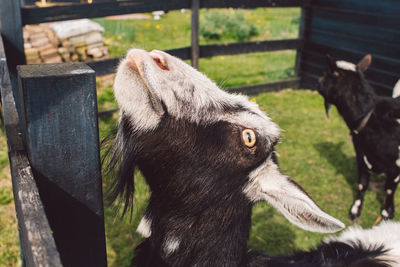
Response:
[0,0,304,266]
[299,0,400,96]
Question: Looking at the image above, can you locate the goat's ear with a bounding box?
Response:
[250,162,345,233]
[356,54,372,72]
[326,54,337,73]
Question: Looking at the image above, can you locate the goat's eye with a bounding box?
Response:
[242,129,256,148]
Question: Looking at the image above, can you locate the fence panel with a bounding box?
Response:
[17,62,107,267]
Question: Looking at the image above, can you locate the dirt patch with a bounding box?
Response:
[106,14,152,20]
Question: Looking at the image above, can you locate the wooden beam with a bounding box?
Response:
[227,77,300,95]
[0,35,62,267]
[199,39,301,57]
[191,0,200,69]
[89,40,300,76]
[0,0,26,118]
[17,63,107,267]
[21,0,302,25]
[21,0,191,25]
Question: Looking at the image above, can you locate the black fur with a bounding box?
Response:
[318,55,400,220]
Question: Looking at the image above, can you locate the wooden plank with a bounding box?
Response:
[191,0,199,69]
[295,2,311,76]
[309,16,400,45]
[17,63,107,267]
[200,39,301,57]
[302,43,400,77]
[89,40,299,76]
[309,6,400,30]
[9,151,63,267]
[227,77,300,95]
[0,35,63,267]
[201,0,302,9]
[302,50,399,86]
[310,0,400,16]
[21,0,301,25]
[22,0,190,24]
[0,0,26,117]
[309,28,400,60]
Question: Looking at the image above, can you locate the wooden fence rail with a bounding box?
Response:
[0,35,63,267]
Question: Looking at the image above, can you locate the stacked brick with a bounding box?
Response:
[24,19,109,64]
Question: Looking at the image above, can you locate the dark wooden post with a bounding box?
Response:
[0,0,26,110]
[294,0,310,78]
[1,35,63,267]
[191,0,200,69]
[17,63,107,267]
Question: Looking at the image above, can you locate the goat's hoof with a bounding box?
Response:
[349,212,360,221]
[349,201,363,221]
[381,209,394,220]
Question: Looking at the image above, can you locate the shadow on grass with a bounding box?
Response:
[313,141,387,213]
[313,141,357,196]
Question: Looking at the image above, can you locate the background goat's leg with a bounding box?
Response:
[382,170,400,220]
[350,146,371,220]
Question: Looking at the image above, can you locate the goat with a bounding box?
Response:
[106,49,400,266]
[317,54,400,221]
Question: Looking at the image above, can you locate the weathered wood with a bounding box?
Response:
[21,0,302,25]
[89,40,300,76]
[1,35,63,267]
[17,63,107,267]
[295,1,310,76]
[0,0,26,118]
[311,0,400,15]
[10,151,63,267]
[21,0,190,25]
[227,77,300,95]
[191,0,199,69]
[199,39,301,57]
[201,0,302,8]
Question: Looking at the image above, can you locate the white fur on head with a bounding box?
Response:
[243,158,345,233]
[336,60,356,72]
[324,221,400,265]
[114,49,279,139]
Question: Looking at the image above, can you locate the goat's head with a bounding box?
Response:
[108,49,345,235]
[317,54,374,121]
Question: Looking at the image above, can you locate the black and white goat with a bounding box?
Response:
[317,55,400,221]
[106,49,400,266]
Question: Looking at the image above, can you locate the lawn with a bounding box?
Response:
[1,7,399,267]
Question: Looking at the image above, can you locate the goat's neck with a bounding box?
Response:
[142,191,253,266]
[336,91,375,132]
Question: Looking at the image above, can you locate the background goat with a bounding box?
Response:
[106,49,400,266]
[317,55,400,221]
